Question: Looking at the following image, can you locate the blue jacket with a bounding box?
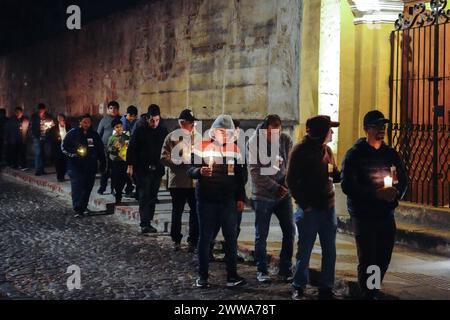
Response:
[61,127,106,172]
[120,115,136,133]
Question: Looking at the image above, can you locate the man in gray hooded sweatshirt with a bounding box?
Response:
[247,114,295,283]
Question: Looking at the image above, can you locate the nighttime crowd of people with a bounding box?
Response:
[0,102,408,300]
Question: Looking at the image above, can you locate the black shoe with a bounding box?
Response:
[318,288,335,300]
[195,278,209,289]
[124,192,135,199]
[57,178,65,182]
[361,290,379,300]
[237,255,245,263]
[73,210,85,218]
[256,272,271,283]
[292,288,304,300]
[35,171,43,176]
[97,189,105,195]
[141,225,158,234]
[188,243,197,253]
[115,197,122,205]
[83,208,94,215]
[173,242,181,252]
[226,275,247,288]
[209,253,216,262]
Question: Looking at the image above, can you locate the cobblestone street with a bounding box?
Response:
[0,176,335,300]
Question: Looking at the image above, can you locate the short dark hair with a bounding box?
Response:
[266,114,281,127]
[127,105,138,116]
[108,101,120,109]
[58,113,66,119]
[79,113,92,121]
[37,103,46,110]
[232,119,241,129]
[15,107,23,112]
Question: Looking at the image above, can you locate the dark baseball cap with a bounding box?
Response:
[306,115,340,139]
[146,104,160,117]
[364,110,390,127]
[179,109,198,122]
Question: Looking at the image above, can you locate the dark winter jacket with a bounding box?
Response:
[187,140,246,203]
[30,112,54,139]
[286,136,340,210]
[61,127,106,172]
[341,138,408,218]
[4,116,29,145]
[126,124,168,176]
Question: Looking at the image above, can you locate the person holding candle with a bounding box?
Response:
[209,120,248,261]
[30,103,54,176]
[4,107,29,170]
[247,114,295,284]
[48,114,71,182]
[286,115,341,300]
[160,109,200,253]
[341,110,408,300]
[188,114,247,289]
[62,114,106,218]
[107,118,130,205]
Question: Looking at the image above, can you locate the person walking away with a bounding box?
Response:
[286,115,341,300]
[341,110,407,300]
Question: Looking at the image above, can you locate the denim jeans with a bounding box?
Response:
[33,138,46,173]
[292,207,337,291]
[197,199,238,280]
[253,197,295,275]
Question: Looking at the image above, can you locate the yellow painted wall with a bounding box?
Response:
[296,0,321,142]
[337,1,394,165]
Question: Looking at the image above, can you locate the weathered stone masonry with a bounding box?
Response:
[0,0,301,125]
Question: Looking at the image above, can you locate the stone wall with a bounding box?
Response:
[0,0,301,123]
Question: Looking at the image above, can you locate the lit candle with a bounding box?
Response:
[208,156,214,169]
[77,146,87,157]
[384,176,393,188]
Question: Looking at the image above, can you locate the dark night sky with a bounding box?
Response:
[0,0,145,54]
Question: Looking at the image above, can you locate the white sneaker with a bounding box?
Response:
[256,272,271,283]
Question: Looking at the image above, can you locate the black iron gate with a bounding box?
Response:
[390,0,449,207]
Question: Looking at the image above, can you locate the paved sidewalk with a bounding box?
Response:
[1,167,450,299]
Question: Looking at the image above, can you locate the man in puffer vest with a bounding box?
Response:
[187,114,247,289]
